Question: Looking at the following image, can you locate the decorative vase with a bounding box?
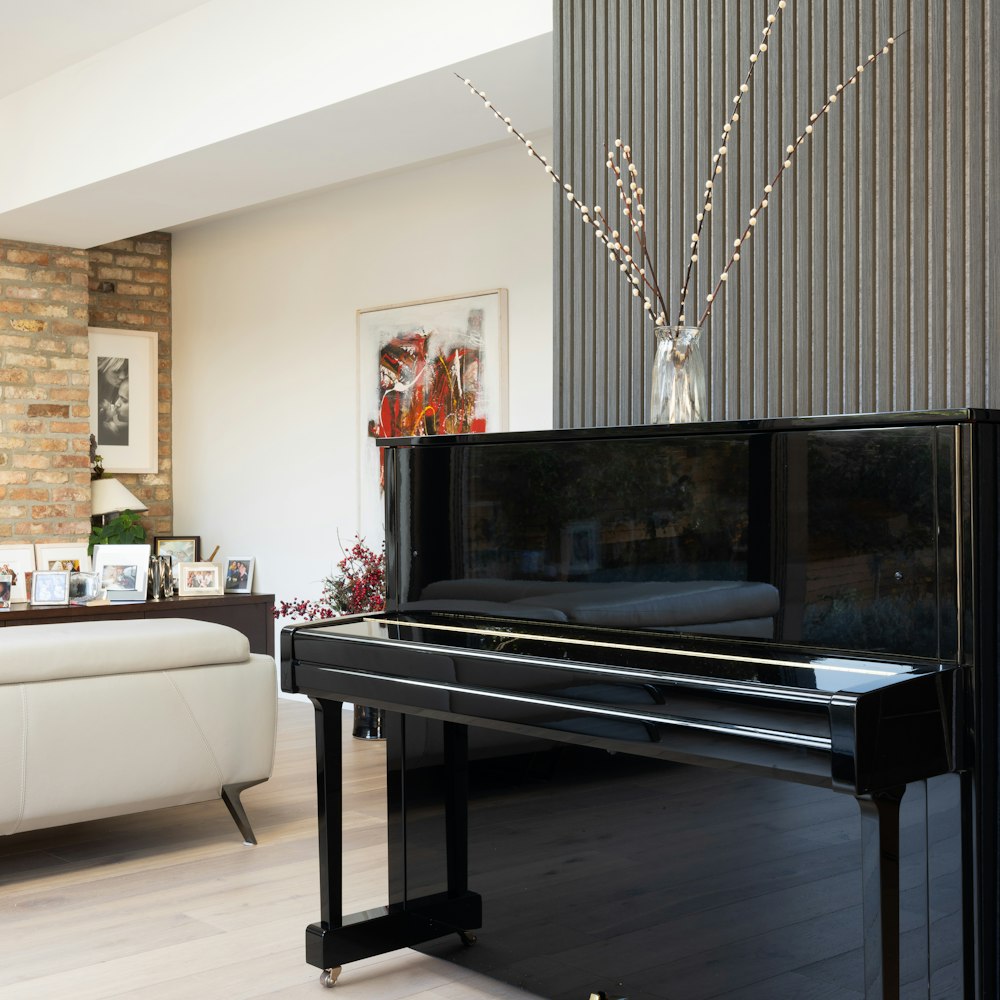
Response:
[353,704,385,740]
[650,325,706,424]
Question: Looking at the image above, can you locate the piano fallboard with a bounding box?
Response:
[282,610,960,796]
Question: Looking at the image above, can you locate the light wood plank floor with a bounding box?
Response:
[0,699,543,1000]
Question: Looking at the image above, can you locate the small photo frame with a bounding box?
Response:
[223,557,254,594]
[69,571,101,603]
[92,543,150,602]
[0,543,36,604]
[178,562,223,596]
[154,535,201,584]
[34,542,92,574]
[561,520,601,576]
[31,570,71,606]
[0,573,11,610]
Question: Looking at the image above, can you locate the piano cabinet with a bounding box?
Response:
[283,410,1000,1000]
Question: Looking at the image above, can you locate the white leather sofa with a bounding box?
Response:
[0,617,277,844]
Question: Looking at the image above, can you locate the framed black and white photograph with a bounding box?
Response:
[31,570,71,606]
[88,327,158,474]
[154,535,200,584]
[92,543,150,602]
[178,562,223,596]
[0,543,35,604]
[0,573,11,610]
[224,557,254,594]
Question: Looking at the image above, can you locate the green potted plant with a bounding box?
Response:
[88,509,147,555]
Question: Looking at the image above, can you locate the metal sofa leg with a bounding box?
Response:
[221,779,267,845]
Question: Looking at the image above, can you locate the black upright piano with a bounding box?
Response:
[282,410,1000,1000]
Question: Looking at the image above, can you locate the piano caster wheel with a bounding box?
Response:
[458,930,477,947]
[319,967,342,988]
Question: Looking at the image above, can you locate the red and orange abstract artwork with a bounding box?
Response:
[368,310,488,488]
[358,290,508,542]
[371,323,486,438]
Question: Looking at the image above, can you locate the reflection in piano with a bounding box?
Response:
[283,410,999,999]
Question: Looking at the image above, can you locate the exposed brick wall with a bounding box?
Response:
[0,241,91,542]
[0,231,172,548]
[88,232,172,538]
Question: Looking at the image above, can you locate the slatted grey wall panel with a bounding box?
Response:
[553,0,997,427]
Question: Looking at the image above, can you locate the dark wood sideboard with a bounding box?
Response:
[0,593,275,657]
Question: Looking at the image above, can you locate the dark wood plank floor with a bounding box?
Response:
[409,739,964,1000]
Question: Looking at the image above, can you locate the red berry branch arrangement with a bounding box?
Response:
[275,535,386,621]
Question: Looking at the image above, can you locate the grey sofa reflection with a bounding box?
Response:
[406,577,780,638]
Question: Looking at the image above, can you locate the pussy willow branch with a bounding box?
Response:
[455,74,639,303]
[603,141,669,320]
[459,75,663,326]
[459,21,903,337]
[677,0,788,325]
[697,30,903,328]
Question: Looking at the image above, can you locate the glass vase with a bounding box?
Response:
[650,324,706,424]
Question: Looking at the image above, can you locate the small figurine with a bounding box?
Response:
[90,433,105,480]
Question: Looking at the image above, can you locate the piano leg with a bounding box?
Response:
[856,786,905,1000]
[443,721,469,897]
[306,697,344,980]
[303,702,482,981]
[443,723,479,947]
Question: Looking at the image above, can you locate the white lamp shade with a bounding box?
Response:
[91,477,148,516]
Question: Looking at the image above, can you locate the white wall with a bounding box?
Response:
[171,137,553,611]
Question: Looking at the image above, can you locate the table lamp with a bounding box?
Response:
[91,478,148,525]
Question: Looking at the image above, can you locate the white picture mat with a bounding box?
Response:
[92,543,150,602]
[34,542,92,573]
[356,289,508,545]
[88,327,158,474]
[0,543,36,603]
[178,562,222,596]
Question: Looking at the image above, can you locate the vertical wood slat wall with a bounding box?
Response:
[554,0,997,427]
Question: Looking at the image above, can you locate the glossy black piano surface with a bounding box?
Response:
[290,611,959,796]
[381,411,963,661]
[283,410,1000,1000]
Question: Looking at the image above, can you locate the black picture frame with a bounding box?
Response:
[153,535,201,583]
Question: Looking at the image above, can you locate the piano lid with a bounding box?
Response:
[382,415,970,662]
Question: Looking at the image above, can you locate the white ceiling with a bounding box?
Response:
[0,2,553,248]
[1,1,214,98]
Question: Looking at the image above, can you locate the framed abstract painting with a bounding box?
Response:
[357,289,508,542]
